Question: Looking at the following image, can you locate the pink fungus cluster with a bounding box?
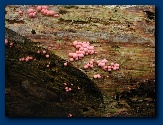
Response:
[93,74,101,79]
[65,86,72,92]
[68,41,95,62]
[83,59,95,69]
[68,114,72,117]
[5,39,14,48]
[27,6,59,18]
[19,56,34,62]
[64,62,68,66]
[38,5,59,17]
[107,63,120,71]
[96,59,120,71]
[27,8,37,18]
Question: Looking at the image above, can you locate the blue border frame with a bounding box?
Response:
[1,0,162,125]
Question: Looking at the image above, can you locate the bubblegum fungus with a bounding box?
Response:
[43,50,46,54]
[5,39,8,44]
[68,114,72,117]
[64,62,68,66]
[36,6,42,11]
[63,83,67,86]
[45,54,50,58]
[18,10,23,15]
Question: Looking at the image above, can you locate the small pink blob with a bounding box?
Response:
[5,39,8,44]
[90,65,94,68]
[90,59,94,62]
[108,66,111,69]
[46,64,50,67]
[111,63,114,66]
[36,6,42,11]
[41,9,45,13]
[94,75,98,79]
[97,74,101,78]
[68,88,72,91]
[43,50,46,54]
[25,58,29,62]
[73,41,78,46]
[68,114,72,117]
[68,53,74,57]
[78,87,81,90]
[27,9,35,14]
[42,5,48,10]
[115,63,120,67]
[18,10,23,14]
[71,84,73,86]
[108,68,112,71]
[53,14,60,18]
[29,56,33,60]
[21,58,25,61]
[46,54,50,58]
[76,45,81,49]
[113,67,117,70]
[37,50,40,53]
[64,83,67,86]
[19,58,22,61]
[73,53,78,58]
[70,58,74,62]
[65,87,68,90]
[75,57,78,60]
[49,10,55,16]
[64,62,67,66]
[84,65,89,69]
[28,13,34,18]
[66,89,69,92]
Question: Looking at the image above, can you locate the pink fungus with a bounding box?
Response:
[73,41,78,46]
[46,64,50,67]
[42,6,48,10]
[21,58,25,61]
[68,53,74,57]
[27,9,35,14]
[29,56,33,60]
[53,14,60,18]
[115,63,120,67]
[70,58,74,62]
[18,10,23,14]
[66,89,69,92]
[113,67,117,70]
[5,39,8,44]
[25,58,29,62]
[68,114,72,117]
[64,83,67,86]
[28,13,34,18]
[65,87,68,90]
[84,65,89,69]
[108,68,112,71]
[111,63,114,66]
[37,50,40,53]
[93,75,98,79]
[46,54,50,58]
[71,84,73,86]
[90,65,94,68]
[64,62,67,66]
[43,50,46,54]
[68,88,72,91]
[97,74,101,78]
[73,53,78,58]
[108,66,111,69]
[36,6,42,11]
[78,87,81,90]
[19,58,22,61]
[49,10,55,16]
